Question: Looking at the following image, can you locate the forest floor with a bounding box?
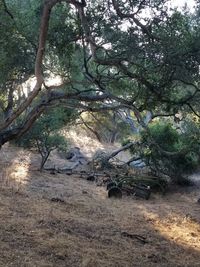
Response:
[0,144,200,267]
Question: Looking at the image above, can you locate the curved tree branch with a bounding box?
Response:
[187,103,200,118]
[0,0,62,132]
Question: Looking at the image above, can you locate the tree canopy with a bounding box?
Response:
[0,0,200,146]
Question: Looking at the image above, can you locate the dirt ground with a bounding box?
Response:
[0,145,200,267]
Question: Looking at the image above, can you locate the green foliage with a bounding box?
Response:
[1,0,200,154]
[16,107,73,169]
[141,122,200,184]
[145,123,179,152]
[0,5,34,84]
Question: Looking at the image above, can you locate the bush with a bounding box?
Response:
[141,121,200,184]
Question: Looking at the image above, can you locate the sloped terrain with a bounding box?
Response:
[0,145,200,266]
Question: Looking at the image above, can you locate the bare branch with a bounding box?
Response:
[151,112,175,119]
[187,103,200,118]
[104,142,136,162]
[111,0,158,40]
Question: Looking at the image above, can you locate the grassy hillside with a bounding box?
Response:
[0,145,200,266]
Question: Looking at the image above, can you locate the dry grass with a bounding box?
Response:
[62,126,131,162]
[0,145,200,266]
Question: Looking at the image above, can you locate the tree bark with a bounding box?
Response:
[40,151,50,171]
[0,0,60,132]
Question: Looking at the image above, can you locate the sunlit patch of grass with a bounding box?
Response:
[141,207,200,252]
[0,148,31,191]
[0,144,200,266]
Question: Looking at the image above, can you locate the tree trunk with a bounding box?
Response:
[80,116,102,142]
[109,130,118,144]
[40,152,50,171]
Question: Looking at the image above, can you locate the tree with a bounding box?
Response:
[79,111,130,143]
[140,121,200,184]
[0,0,200,151]
[16,107,71,170]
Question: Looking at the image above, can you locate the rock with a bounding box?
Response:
[57,162,79,174]
[129,159,146,168]
[66,147,88,165]
[65,151,74,160]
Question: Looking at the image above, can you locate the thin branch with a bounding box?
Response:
[111,0,158,40]
[151,112,175,119]
[80,116,102,141]
[2,0,14,19]
[187,103,200,118]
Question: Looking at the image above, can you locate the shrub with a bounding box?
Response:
[141,121,200,184]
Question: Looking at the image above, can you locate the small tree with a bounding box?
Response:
[35,132,67,170]
[16,107,69,170]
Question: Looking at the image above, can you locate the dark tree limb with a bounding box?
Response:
[187,103,200,118]
[80,115,102,142]
[104,142,136,162]
[2,0,14,19]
